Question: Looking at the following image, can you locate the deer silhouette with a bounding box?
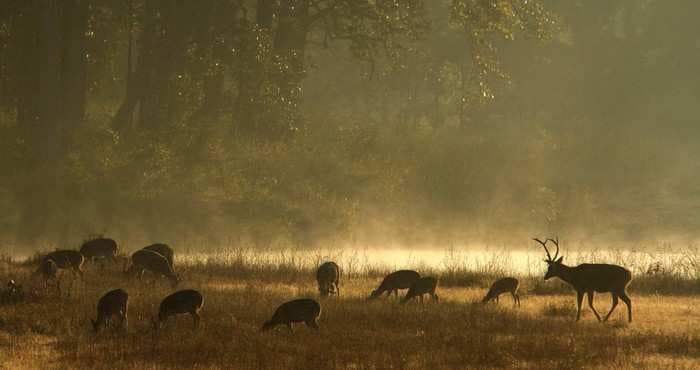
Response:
[482,277,520,307]
[535,237,632,322]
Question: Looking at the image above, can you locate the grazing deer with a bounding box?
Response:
[401,276,439,304]
[262,298,321,333]
[125,249,179,288]
[482,277,520,307]
[535,237,633,322]
[36,258,60,294]
[154,289,204,330]
[45,250,85,278]
[92,289,129,333]
[80,237,118,262]
[316,261,340,298]
[142,243,174,269]
[369,270,421,300]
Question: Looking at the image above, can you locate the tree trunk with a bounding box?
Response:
[14,0,63,243]
[153,0,189,128]
[113,0,158,132]
[232,0,309,137]
[13,0,90,244]
[192,0,223,120]
[113,0,192,132]
[60,0,88,129]
[15,2,40,136]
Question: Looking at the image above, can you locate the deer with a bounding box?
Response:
[153,289,204,330]
[44,250,85,278]
[482,277,520,307]
[92,289,129,333]
[535,237,633,322]
[142,243,174,269]
[80,237,118,263]
[401,276,439,304]
[368,270,421,300]
[36,258,60,294]
[262,298,321,333]
[316,261,340,298]
[125,249,179,288]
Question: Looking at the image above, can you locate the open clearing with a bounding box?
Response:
[0,258,699,370]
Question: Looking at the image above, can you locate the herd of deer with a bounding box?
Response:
[28,235,633,335]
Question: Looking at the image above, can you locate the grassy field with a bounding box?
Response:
[1,250,700,370]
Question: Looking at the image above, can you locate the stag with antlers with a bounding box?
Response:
[534,237,633,323]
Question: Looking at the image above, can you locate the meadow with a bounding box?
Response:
[0,247,700,370]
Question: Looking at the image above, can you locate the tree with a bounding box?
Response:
[8,0,89,243]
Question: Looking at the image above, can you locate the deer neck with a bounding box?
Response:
[554,263,577,286]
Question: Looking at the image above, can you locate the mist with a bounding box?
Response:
[1,0,698,252]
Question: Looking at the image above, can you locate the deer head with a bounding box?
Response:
[368,289,382,300]
[534,237,563,280]
[91,318,102,333]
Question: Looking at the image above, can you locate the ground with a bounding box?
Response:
[0,255,699,370]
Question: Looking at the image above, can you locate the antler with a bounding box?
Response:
[532,238,552,261]
[546,236,560,261]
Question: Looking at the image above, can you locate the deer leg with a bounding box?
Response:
[335,283,340,297]
[511,292,518,307]
[586,291,602,321]
[576,291,584,321]
[619,293,632,323]
[604,294,619,322]
[305,319,319,329]
[121,311,128,331]
[191,312,200,330]
[287,322,294,333]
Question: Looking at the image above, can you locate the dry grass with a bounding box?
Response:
[0,253,699,369]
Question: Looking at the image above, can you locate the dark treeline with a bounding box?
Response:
[0,1,697,249]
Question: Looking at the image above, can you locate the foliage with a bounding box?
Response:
[0,0,563,247]
[1,1,699,248]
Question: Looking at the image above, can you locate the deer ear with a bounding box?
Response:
[556,256,563,263]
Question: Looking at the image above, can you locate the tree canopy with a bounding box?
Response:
[1,1,696,249]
